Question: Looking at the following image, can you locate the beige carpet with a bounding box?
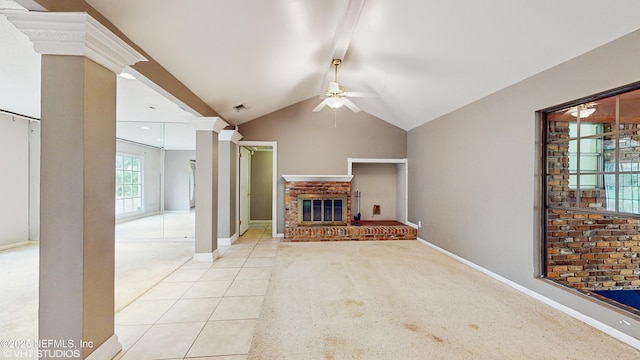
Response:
[249,241,639,360]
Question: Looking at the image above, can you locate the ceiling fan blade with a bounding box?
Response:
[342,98,361,112]
[312,98,329,112]
[344,91,377,98]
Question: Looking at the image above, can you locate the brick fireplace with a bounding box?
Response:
[283,175,417,242]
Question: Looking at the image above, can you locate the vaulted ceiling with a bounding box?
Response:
[4,0,640,132]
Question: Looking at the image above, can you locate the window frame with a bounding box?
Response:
[543,84,640,218]
[540,82,640,310]
[115,153,144,216]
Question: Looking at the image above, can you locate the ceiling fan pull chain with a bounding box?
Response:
[334,109,337,128]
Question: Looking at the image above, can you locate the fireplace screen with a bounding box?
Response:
[298,194,347,226]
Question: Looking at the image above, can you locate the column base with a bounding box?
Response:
[86,334,121,360]
[193,249,221,263]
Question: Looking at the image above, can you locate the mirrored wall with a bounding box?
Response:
[115,121,197,240]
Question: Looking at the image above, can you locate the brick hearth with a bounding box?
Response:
[284,176,416,242]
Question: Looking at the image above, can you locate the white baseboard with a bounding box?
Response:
[276,233,285,238]
[115,211,162,224]
[192,249,221,263]
[405,221,418,229]
[250,220,271,224]
[417,237,640,350]
[86,334,121,360]
[229,233,239,245]
[218,233,239,247]
[0,240,39,252]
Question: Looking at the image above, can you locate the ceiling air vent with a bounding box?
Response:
[233,103,246,112]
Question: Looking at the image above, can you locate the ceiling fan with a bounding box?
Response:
[313,59,376,113]
[566,102,597,118]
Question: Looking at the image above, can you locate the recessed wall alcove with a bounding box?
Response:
[347,158,408,224]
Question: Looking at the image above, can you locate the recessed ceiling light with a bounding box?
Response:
[119,72,136,80]
[140,126,150,130]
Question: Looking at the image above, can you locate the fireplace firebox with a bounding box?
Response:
[298,194,348,226]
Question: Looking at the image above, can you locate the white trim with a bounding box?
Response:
[218,238,232,247]
[276,233,285,238]
[85,334,121,360]
[192,249,221,263]
[249,220,272,224]
[347,158,408,223]
[230,233,239,245]
[219,130,243,143]
[218,233,238,247]
[238,141,278,238]
[347,157,407,174]
[187,117,228,133]
[405,221,418,229]
[416,237,640,350]
[0,240,39,252]
[282,175,353,182]
[0,11,146,74]
[235,143,241,238]
[272,142,278,239]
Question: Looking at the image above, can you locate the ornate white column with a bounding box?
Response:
[218,130,243,245]
[2,10,146,360]
[188,117,229,262]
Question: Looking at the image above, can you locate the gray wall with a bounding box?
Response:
[352,163,397,220]
[218,141,237,238]
[239,97,407,233]
[229,142,237,235]
[116,140,162,220]
[0,114,30,246]
[164,150,196,211]
[250,150,273,221]
[407,29,640,339]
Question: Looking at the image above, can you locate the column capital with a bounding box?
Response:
[0,10,146,73]
[219,130,243,144]
[187,116,229,133]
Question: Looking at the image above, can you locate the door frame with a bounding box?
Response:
[239,146,251,235]
[237,141,277,238]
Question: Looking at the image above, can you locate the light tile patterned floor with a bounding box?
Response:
[115,223,278,360]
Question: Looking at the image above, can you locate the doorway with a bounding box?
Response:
[239,146,251,235]
[238,141,278,238]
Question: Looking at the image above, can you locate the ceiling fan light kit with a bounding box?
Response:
[313,58,375,113]
[326,97,345,109]
[568,102,597,118]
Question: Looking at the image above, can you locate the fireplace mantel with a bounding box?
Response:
[282,175,353,182]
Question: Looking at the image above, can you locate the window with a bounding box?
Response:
[545,89,640,214]
[542,85,640,314]
[568,122,604,189]
[115,154,143,215]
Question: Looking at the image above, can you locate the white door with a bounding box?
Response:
[239,147,251,235]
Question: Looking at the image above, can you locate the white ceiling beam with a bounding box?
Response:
[318,0,366,95]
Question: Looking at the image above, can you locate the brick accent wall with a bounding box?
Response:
[284,180,416,241]
[547,210,640,290]
[284,181,352,233]
[545,119,640,290]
